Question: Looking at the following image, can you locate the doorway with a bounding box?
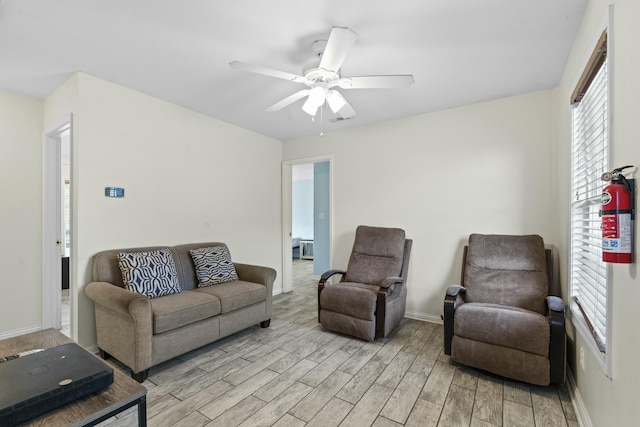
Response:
[42,115,72,337]
[282,156,332,293]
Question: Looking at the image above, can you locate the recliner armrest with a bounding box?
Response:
[379,276,403,288]
[446,285,466,297]
[546,295,566,384]
[443,285,466,355]
[319,269,346,285]
[318,269,347,324]
[547,295,564,313]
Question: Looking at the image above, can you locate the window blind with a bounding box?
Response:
[570,54,608,352]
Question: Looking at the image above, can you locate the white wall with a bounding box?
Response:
[553,0,640,425]
[42,73,283,346]
[284,90,556,321]
[0,89,43,335]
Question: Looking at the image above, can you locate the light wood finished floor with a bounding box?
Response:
[98,260,579,427]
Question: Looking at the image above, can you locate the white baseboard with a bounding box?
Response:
[0,325,43,341]
[567,368,592,427]
[405,311,443,324]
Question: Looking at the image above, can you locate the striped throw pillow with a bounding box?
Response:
[117,248,182,298]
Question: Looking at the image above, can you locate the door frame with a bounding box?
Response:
[42,114,73,335]
[281,155,333,293]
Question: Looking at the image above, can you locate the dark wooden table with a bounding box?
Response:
[0,328,146,426]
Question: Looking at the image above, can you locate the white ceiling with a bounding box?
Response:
[0,0,588,141]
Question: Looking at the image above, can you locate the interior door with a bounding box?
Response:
[283,156,332,293]
[42,116,72,336]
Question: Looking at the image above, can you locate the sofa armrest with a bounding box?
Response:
[234,263,276,321]
[85,281,149,316]
[443,285,466,355]
[84,281,153,374]
[234,263,277,288]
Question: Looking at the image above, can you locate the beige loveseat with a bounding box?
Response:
[85,242,276,382]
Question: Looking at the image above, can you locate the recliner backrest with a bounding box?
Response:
[464,234,549,314]
[345,225,406,285]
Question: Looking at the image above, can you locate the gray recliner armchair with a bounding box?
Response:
[443,234,566,385]
[318,225,412,341]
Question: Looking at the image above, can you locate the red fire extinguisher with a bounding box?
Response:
[601,165,635,263]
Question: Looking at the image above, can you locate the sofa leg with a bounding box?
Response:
[131,369,149,383]
[260,319,271,328]
[98,348,111,360]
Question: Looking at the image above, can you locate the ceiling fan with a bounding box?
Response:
[230,27,414,120]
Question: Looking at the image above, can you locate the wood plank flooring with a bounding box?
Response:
[98,260,579,427]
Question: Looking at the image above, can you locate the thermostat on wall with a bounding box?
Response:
[105,187,125,198]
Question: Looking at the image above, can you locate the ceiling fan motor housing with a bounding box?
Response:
[302,60,340,85]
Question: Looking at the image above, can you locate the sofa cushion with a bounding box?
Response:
[117,248,182,298]
[190,246,239,286]
[150,290,221,334]
[194,280,265,313]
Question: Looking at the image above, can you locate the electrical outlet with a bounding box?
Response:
[580,346,585,370]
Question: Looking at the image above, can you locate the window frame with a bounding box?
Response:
[568,28,613,378]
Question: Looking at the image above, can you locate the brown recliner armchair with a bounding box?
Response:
[318,225,412,341]
[443,234,566,385]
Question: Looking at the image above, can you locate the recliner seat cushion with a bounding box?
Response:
[320,283,379,320]
[194,280,266,313]
[454,302,549,356]
[464,234,549,314]
[150,290,221,334]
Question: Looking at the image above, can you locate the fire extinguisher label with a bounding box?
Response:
[602,213,632,253]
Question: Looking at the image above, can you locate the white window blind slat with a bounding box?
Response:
[570,56,608,352]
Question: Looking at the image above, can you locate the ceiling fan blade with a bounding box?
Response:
[265,90,310,112]
[338,75,415,89]
[230,61,307,84]
[319,27,358,73]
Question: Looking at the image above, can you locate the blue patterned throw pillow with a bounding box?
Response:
[190,246,239,287]
[117,248,182,298]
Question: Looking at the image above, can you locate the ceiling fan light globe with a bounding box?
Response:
[302,97,320,116]
[308,86,326,105]
[327,90,347,113]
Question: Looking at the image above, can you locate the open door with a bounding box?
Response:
[282,156,333,293]
[42,115,72,337]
